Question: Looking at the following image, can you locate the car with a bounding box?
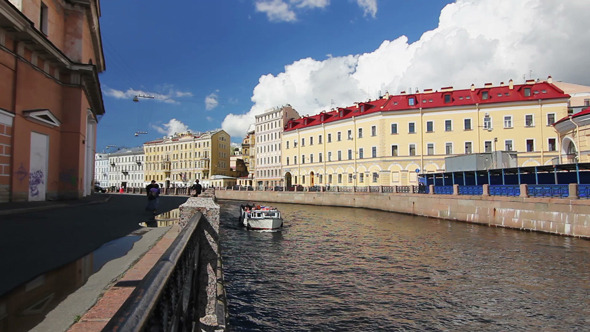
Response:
[94,185,106,193]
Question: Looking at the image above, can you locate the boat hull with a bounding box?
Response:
[246,217,283,231]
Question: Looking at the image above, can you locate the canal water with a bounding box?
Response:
[219,200,590,331]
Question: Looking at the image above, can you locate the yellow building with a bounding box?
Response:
[283,78,573,187]
[144,130,231,188]
[553,107,590,163]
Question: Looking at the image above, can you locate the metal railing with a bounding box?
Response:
[489,185,521,197]
[527,184,569,198]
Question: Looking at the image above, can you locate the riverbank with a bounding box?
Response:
[215,189,590,238]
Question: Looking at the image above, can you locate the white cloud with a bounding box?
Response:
[223,0,590,139]
[292,0,329,9]
[103,87,192,104]
[152,119,190,136]
[205,92,219,110]
[357,0,377,18]
[255,0,296,22]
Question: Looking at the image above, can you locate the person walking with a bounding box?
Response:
[145,180,160,214]
[191,179,203,197]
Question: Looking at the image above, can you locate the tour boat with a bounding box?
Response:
[239,204,284,231]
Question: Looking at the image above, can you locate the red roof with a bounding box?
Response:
[285,81,569,131]
[553,107,590,126]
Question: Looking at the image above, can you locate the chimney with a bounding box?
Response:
[423,88,433,93]
[400,91,406,95]
[509,79,514,90]
[484,82,493,88]
[440,86,453,92]
[500,82,504,87]
[526,79,535,85]
[470,84,475,91]
[547,75,553,83]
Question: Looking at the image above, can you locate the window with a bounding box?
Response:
[371,126,377,136]
[465,142,472,154]
[327,134,331,143]
[301,138,305,146]
[409,122,415,133]
[445,143,453,155]
[445,120,452,132]
[319,174,323,184]
[348,174,353,183]
[372,146,377,158]
[40,2,49,35]
[359,173,364,183]
[391,123,398,134]
[337,132,341,141]
[547,113,556,126]
[525,114,534,127]
[482,91,489,100]
[408,97,415,106]
[526,139,534,152]
[310,137,314,145]
[464,118,472,130]
[286,157,289,165]
[426,121,434,132]
[372,172,379,183]
[328,152,332,161]
[338,174,342,183]
[505,140,513,151]
[358,128,363,138]
[286,141,289,149]
[409,144,416,156]
[293,140,297,147]
[444,94,451,103]
[484,141,492,153]
[294,156,297,164]
[391,145,398,156]
[301,155,305,164]
[319,153,323,162]
[337,151,342,161]
[359,148,364,159]
[504,116,512,128]
[347,130,352,140]
[348,149,353,160]
[318,135,322,144]
[524,88,531,97]
[483,115,492,130]
[548,138,557,151]
[328,174,332,183]
[427,143,434,155]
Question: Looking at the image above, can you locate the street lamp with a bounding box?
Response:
[133,94,155,102]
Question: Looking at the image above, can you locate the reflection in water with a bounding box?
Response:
[0,235,140,332]
[219,200,590,331]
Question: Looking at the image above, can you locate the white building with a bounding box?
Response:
[254,105,300,188]
[108,147,145,189]
[94,153,110,188]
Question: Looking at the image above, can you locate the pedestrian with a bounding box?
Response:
[191,179,203,197]
[145,180,160,214]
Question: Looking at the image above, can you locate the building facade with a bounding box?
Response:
[254,105,300,188]
[108,147,144,190]
[553,107,590,164]
[143,130,231,188]
[0,0,105,201]
[283,78,571,187]
[94,153,109,188]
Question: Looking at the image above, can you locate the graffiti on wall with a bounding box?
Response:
[29,170,44,197]
[16,163,28,182]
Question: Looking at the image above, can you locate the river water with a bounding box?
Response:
[218,200,590,331]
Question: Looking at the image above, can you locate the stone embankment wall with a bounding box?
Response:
[214,190,590,238]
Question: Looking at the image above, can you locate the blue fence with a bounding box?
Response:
[489,185,521,197]
[458,185,484,196]
[434,186,454,195]
[527,184,569,198]
[578,184,590,199]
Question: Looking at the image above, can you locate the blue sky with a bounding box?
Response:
[97,0,590,151]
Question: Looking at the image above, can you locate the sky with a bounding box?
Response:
[97,0,590,152]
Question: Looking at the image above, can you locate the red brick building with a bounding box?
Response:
[0,0,105,202]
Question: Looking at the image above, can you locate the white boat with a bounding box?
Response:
[239,204,283,231]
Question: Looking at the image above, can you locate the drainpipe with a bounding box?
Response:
[352,116,357,187]
[538,99,545,164]
[569,115,580,163]
[419,107,424,174]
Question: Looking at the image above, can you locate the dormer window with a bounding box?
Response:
[360,104,365,112]
[524,88,531,97]
[482,91,489,100]
[444,94,451,103]
[408,97,415,106]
